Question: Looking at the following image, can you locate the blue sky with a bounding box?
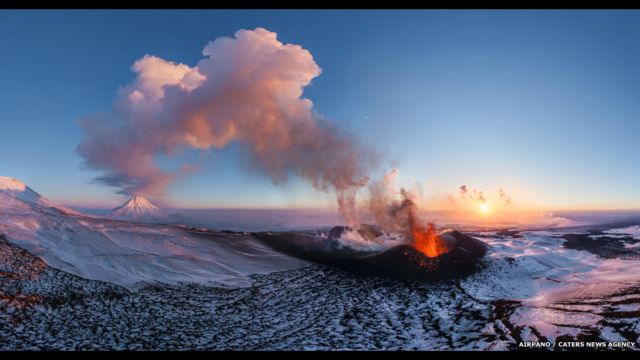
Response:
[1,10,639,210]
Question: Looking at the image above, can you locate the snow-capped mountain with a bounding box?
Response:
[107,195,168,222]
[107,195,192,224]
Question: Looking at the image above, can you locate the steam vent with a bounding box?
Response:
[255,226,488,280]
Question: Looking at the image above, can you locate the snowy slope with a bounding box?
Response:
[456,229,640,343]
[0,176,83,216]
[0,176,307,288]
[605,225,640,239]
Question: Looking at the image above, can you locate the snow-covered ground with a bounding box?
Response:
[0,177,307,288]
[605,226,640,239]
[1,232,639,350]
[461,229,640,345]
[1,176,640,350]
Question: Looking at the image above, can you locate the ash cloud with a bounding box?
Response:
[458,184,512,207]
[499,187,512,207]
[368,168,403,232]
[459,185,486,203]
[366,168,449,257]
[367,168,423,233]
[77,28,376,222]
[367,169,416,230]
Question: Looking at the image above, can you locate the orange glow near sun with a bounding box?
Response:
[480,203,491,214]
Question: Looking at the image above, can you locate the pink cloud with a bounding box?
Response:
[77,28,376,221]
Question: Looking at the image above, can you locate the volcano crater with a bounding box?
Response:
[254,226,489,281]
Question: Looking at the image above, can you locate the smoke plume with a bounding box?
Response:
[77,28,375,223]
[368,168,402,231]
[367,169,449,257]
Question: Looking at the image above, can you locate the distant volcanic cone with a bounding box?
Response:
[107,195,170,223]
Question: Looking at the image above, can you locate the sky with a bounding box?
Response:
[1,10,639,211]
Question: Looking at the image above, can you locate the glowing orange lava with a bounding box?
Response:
[408,217,450,258]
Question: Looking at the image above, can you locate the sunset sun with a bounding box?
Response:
[480,203,491,214]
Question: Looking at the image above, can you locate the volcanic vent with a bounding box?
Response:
[255,224,488,280]
[255,173,488,279]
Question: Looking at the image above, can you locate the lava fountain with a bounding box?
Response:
[391,189,452,258]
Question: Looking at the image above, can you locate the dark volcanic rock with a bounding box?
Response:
[495,229,522,238]
[338,230,488,280]
[328,225,383,242]
[255,229,488,280]
[443,230,489,263]
[561,232,640,260]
